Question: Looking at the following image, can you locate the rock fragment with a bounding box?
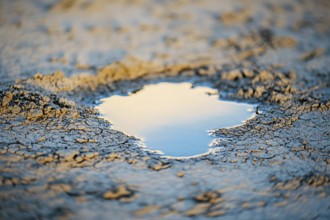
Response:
[134,205,160,217]
[103,185,134,200]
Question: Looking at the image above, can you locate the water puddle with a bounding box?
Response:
[96,82,256,158]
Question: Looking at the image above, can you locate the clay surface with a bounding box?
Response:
[0,0,329,219]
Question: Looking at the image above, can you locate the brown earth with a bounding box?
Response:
[0,0,329,219]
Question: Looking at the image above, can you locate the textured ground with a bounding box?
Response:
[0,0,329,219]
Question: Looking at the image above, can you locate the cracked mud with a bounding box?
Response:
[0,0,329,219]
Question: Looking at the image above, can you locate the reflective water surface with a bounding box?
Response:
[96,82,255,158]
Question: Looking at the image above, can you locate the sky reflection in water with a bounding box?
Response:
[96,82,255,157]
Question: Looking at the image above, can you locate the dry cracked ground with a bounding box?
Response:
[0,0,330,219]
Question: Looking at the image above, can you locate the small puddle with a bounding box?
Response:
[96,82,256,158]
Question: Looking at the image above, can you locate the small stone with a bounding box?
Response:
[74,156,84,163]
[221,70,242,81]
[12,84,24,89]
[257,201,267,207]
[207,210,225,217]
[11,105,21,114]
[38,137,46,142]
[82,152,99,159]
[300,48,324,61]
[291,146,304,152]
[76,196,87,203]
[275,201,288,207]
[258,70,274,81]
[58,97,75,108]
[103,185,132,200]
[56,150,79,161]
[237,89,244,97]
[2,93,13,106]
[106,153,121,161]
[242,69,254,78]
[134,205,160,217]
[27,109,43,119]
[242,202,251,208]
[319,192,326,198]
[212,39,227,47]
[271,93,286,103]
[33,73,43,79]
[76,63,91,69]
[153,162,171,171]
[254,86,265,98]
[269,161,283,166]
[37,156,53,164]
[246,88,254,98]
[76,138,88,143]
[120,194,139,203]
[142,156,150,161]
[49,184,72,193]
[236,152,249,157]
[185,203,211,216]
[307,175,329,187]
[274,36,297,48]
[176,172,185,177]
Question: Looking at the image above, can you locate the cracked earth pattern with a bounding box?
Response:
[0,0,329,219]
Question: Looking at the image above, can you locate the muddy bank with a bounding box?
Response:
[0,0,330,219]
